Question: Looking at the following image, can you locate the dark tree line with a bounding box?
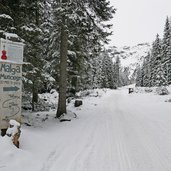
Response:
[136,17,171,87]
[0,0,117,117]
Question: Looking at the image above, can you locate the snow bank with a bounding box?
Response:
[6,120,20,137]
[0,14,13,20]
[134,86,170,95]
[156,87,169,95]
[76,88,108,98]
[0,136,40,171]
[2,87,171,171]
[4,32,19,39]
[39,89,58,108]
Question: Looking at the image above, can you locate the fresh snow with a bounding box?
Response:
[4,33,19,39]
[0,14,13,20]
[6,120,20,137]
[1,87,171,171]
[112,43,151,78]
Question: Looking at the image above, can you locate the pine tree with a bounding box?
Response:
[144,52,151,87]
[52,0,115,118]
[15,0,52,110]
[135,67,142,87]
[150,34,163,86]
[155,61,167,86]
[161,17,171,85]
[114,56,120,87]
[101,50,116,89]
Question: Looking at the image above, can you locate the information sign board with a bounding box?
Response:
[0,60,22,129]
[0,38,24,129]
[0,38,24,63]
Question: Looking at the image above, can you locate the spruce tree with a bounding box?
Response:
[161,17,171,85]
[114,56,120,87]
[150,34,163,86]
[52,0,115,118]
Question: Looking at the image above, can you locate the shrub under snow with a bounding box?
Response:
[155,87,169,95]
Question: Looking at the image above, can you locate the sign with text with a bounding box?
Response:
[0,61,22,129]
[0,38,24,63]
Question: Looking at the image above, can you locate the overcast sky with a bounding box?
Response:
[109,0,171,47]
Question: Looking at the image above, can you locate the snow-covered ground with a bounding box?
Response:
[1,87,171,171]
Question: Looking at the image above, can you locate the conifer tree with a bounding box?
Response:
[155,61,166,86]
[136,67,142,87]
[161,16,171,85]
[150,34,162,86]
[52,0,115,118]
[114,56,120,87]
[101,51,116,89]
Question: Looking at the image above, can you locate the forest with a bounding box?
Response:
[0,0,120,117]
[136,17,171,87]
[1,1,171,117]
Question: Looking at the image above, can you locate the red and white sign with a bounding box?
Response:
[0,38,24,63]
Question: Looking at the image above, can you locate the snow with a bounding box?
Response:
[0,14,13,20]
[1,87,171,171]
[4,33,19,39]
[6,120,20,137]
[112,43,151,78]
[0,59,24,64]
[38,89,58,107]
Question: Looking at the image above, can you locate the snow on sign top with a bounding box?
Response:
[0,38,24,63]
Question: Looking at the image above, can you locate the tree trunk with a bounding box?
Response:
[32,81,38,111]
[56,23,68,118]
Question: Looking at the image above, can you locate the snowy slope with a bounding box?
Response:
[112,43,151,79]
[1,87,171,171]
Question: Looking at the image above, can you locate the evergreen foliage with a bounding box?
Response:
[136,16,171,87]
[0,1,117,112]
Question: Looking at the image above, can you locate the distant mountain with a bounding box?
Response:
[111,43,151,82]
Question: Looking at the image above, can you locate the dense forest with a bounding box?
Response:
[136,17,171,87]
[2,1,169,117]
[0,0,120,116]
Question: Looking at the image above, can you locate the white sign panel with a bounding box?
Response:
[0,38,24,63]
[0,61,22,129]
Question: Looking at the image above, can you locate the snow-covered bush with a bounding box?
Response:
[22,90,58,112]
[134,87,146,93]
[76,89,106,98]
[156,87,169,95]
[165,99,171,102]
[134,87,153,93]
[144,87,153,93]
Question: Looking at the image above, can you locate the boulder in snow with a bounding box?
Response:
[74,100,83,107]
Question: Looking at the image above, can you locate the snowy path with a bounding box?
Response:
[38,89,171,171]
[2,88,171,171]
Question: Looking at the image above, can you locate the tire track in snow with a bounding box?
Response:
[111,103,136,171]
[40,111,98,171]
[120,94,171,171]
[66,116,98,171]
[41,147,64,171]
[41,89,171,171]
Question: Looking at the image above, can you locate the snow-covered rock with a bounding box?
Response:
[156,87,169,95]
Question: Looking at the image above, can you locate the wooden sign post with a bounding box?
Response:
[0,38,24,136]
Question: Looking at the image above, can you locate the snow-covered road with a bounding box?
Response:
[39,89,171,171]
[1,88,171,171]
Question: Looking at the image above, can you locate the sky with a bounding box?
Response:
[109,0,171,47]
